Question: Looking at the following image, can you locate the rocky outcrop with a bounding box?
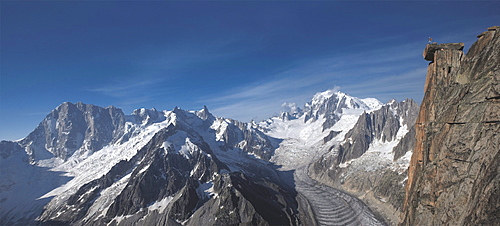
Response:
[423,43,464,61]
[402,26,500,225]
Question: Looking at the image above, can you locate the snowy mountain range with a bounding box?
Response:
[0,89,417,225]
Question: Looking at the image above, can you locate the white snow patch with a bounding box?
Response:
[108,214,134,225]
[197,181,217,199]
[361,98,383,111]
[165,131,200,159]
[84,172,133,221]
[210,119,228,142]
[147,196,174,214]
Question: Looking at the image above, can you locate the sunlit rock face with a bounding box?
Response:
[17,102,126,162]
[402,26,500,226]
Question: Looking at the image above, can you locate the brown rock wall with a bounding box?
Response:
[402,26,500,225]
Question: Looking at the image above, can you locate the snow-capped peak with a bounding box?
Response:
[131,107,166,125]
[310,89,342,105]
[360,98,383,111]
[308,89,367,110]
[195,105,213,121]
[260,88,384,148]
[302,88,381,123]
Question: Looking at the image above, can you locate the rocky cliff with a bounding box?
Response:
[402,26,500,225]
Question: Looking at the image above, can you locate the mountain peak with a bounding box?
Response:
[310,89,345,105]
[196,105,213,120]
[303,88,381,127]
[131,107,165,125]
[15,102,127,163]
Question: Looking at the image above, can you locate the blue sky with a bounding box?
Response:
[1,1,499,140]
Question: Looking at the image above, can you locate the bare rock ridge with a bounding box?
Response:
[402,26,500,225]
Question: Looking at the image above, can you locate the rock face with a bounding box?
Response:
[17,102,126,162]
[402,26,500,225]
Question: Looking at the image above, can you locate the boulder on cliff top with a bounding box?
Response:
[488,25,500,31]
[423,43,464,61]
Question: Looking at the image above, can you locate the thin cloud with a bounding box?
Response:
[116,96,154,112]
[135,34,264,71]
[87,76,175,113]
[89,78,165,98]
[341,68,427,101]
[203,41,428,122]
[20,111,51,116]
